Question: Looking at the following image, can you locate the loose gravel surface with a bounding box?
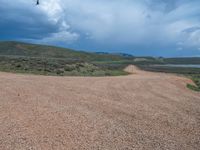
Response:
[0,65,199,150]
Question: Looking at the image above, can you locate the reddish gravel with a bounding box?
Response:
[0,65,199,150]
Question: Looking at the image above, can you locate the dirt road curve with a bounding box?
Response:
[0,65,199,150]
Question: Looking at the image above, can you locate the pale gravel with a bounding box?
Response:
[0,65,199,150]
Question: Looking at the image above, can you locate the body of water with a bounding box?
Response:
[154,64,200,68]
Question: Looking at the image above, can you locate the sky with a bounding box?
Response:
[0,0,200,57]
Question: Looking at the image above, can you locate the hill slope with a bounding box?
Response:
[0,41,127,61]
[0,41,131,76]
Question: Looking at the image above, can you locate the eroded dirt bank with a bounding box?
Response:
[0,66,199,150]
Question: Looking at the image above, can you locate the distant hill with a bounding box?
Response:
[0,41,199,64]
[0,41,133,76]
[0,41,199,76]
[95,52,133,57]
[0,41,129,61]
[112,53,133,57]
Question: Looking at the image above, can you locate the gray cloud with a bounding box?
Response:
[0,0,200,56]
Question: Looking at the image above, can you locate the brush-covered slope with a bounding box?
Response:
[0,41,127,61]
[0,41,130,76]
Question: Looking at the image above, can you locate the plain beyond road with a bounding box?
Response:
[153,64,200,69]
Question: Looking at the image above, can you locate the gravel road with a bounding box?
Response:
[0,66,199,150]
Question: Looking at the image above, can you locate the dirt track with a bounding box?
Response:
[0,65,199,150]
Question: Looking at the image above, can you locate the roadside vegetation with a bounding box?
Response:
[187,75,200,92]
[0,41,132,76]
[0,56,129,76]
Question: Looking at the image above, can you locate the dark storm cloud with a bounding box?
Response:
[0,0,200,56]
[0,1,58,39]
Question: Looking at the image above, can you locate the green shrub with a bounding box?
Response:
[187,77,200,92]
[15,64,21,68]
[187,84,200,92]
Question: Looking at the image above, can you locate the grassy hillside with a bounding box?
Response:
[1,41,200,64]
[0,41,128,61]
[0,41,131,76]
